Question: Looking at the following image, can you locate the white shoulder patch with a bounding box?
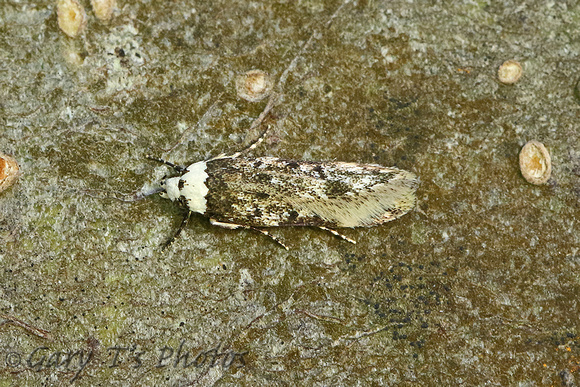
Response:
[180,161,209,214]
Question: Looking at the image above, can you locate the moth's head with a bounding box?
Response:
[160,176,181,202]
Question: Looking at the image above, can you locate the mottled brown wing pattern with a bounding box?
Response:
[204,157,417,229]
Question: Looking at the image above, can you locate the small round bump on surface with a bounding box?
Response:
[57,0,87,38]
[519,140,551,185]
[0,152,19,194]
[498,60,523,84]
[91,0,116,22]
[236,70,274,102]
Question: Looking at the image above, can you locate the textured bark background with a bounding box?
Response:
[0,0,579,385]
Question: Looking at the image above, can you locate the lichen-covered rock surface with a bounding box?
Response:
[0,1,579,385]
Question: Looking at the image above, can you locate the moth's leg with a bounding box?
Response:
[249,227,289,251]
[317,226,357,244]
[146,155,186,173]
[162,210,192,249]
[209,219,241,230]
[210,219,289,250]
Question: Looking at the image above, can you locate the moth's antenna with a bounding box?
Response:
[226,125,271,160]
[219,92,280,160]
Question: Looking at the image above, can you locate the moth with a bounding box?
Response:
[148,132,417,250]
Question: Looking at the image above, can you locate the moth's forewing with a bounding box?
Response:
[203,157,417,228]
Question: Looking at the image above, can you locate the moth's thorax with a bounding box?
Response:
[161,161,209,214]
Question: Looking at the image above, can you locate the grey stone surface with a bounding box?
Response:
[0,0,579,385]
